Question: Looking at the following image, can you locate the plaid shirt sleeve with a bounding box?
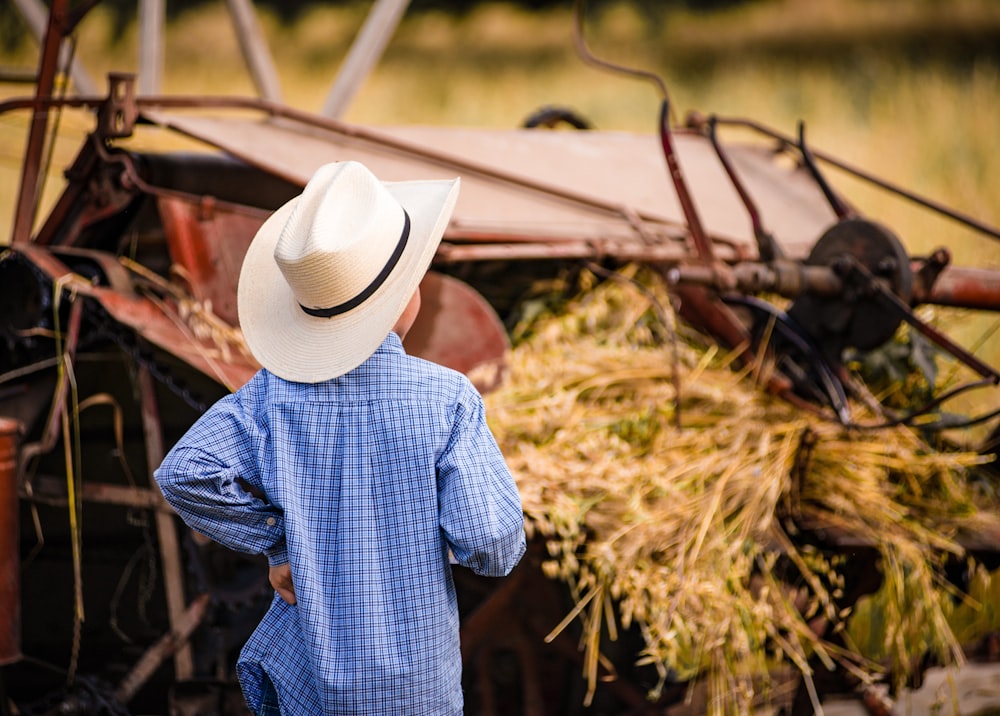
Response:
[154,387,288,566]
[437,380,526,577]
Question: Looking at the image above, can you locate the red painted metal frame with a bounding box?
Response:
[0,418,22,666]
[10,0,69,245]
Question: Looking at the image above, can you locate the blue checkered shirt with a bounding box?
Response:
[155,333,526,715]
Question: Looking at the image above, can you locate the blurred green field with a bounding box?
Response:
[2,0,999,431]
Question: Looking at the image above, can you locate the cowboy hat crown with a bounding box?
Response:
[237,160,460,383]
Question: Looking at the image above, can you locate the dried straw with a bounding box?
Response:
[484,265,999,713]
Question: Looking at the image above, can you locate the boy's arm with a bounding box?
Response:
[154,398,288,567]
[438,384,526,577]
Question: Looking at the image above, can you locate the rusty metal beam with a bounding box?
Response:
[915,265,1000,311]
[9,0,97,95]
[114,592,211,704]
[12,245,258,390]
[138,366,195,681]
[435,239,702,264]
[0,418,22,666]
[709,114,1000,243]
[22,474,172,512]
[10,0,68,245]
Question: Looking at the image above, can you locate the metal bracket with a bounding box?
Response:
[97,73,139,140]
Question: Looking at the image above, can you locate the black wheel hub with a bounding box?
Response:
[787,218,913,362]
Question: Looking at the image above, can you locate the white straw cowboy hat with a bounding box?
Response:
[237,161,460,383]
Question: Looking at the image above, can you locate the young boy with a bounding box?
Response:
[155,161,526,715]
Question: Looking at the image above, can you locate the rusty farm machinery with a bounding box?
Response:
[2,1,1000,714]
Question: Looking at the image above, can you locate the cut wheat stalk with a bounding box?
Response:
[486,265,1000,714]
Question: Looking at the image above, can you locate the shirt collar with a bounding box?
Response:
[378,331,406,356]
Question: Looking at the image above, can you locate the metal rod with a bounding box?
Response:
[435,239,702,264]
[9,0,97,95]
[22,474,172,512]
[114,593,211,704]
[659,100,714,261]
[322,0,411,118]
[137,0,164,96]
[10,0,68,245]
[707,115,783,261]
[0,419,22,666]
[913,264,1000,310]
[797,121,852,220]
[226,0,283,102]
[876,283,1000,382]
[138,366,195,680]
[712,115,1000,242]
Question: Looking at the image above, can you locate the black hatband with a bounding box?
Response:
[299,211,411,318]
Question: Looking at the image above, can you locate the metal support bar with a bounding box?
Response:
[226,0,283,102]
[9,0,97,95]
[137,0,164,96]
[797,121,853,220]
[659,100,714,262]
[10,0,68,245]
[114,593,211,704]
[22,474,172,512]
[666,260,844,298]
[137,367,195,681]
[0,419,22,666]
[707,115,783,261]
[710,115,1000,242]
[871,273,1000,383]
[322,0,411,118]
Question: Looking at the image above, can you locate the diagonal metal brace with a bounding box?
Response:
[847,258,1000,383]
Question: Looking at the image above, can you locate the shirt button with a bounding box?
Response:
[266,517,276,526]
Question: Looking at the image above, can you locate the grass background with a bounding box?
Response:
[1,0,999,434]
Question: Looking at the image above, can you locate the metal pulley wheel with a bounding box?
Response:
[787,218,913,357]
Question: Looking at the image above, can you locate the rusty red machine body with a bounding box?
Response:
[3,1,1000,714]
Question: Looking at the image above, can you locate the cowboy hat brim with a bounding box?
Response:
[237,176,460,383]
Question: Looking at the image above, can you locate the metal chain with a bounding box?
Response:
[83,298,208,413]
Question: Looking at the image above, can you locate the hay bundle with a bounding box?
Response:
[484,265,1000,713]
